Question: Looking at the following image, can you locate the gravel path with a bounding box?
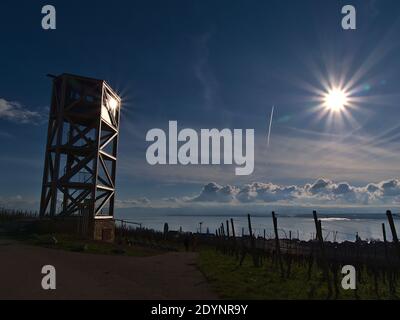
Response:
[0,239,218,300]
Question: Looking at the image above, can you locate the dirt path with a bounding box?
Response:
[0,240,218,300]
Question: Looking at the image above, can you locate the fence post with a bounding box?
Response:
[382,220,396,294]
[382,223,389,260]
[226,220,230,238]
[313,210,332,299]
[230,218,237,257]
[247,214,259,267]
[272,211,284,277]
[230,218,236,239]
[386,210,400,259]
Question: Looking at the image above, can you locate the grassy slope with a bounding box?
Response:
[1,232,165,257]
[198,249,398,300]
[0,218,175,257]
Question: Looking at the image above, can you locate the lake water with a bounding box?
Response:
[115,207,400,242]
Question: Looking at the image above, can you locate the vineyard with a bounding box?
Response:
[117,210,400,299]
[2,207,400,298]
[206,211,400,298]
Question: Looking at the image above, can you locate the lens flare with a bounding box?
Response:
[108,96,119,111]
[324,88,348,112]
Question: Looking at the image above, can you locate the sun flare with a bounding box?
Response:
[324,88,349,112]
[107,96,119,111]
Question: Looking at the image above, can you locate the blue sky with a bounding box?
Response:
[1,0,400,211]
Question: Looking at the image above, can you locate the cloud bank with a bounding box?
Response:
[191,178,400,206]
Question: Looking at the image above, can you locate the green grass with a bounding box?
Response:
[0,219,174,257]
[198,249,399,300]
[9,232,165,257]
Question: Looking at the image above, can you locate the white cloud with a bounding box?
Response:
[192,182,239,203]
[0,98,42,124]
[190,178,400,206]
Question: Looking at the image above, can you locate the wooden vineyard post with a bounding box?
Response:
[247,214,253,240]
[272,211,284,278]
[247,214,259,267]
[313,210,332,298]
[386,210,400,260]
[382,223,389,260]
[226,220,231,255]
[382,220,396,295]
[218,226,222,252]
[221,223,227,254]
[231,218,237,257]
[230,218,236,239]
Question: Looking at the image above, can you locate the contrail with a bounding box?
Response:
[267,105,274,147]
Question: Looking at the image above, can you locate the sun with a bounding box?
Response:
[309,82,358,129]
[324,88,349,112]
